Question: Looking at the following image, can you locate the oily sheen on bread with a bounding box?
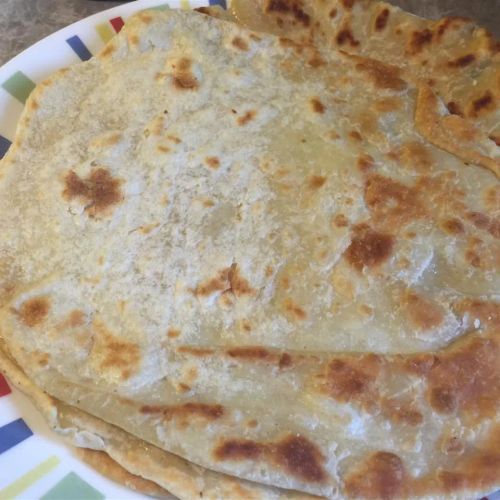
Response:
[0,6,498,499]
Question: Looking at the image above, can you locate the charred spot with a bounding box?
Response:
[382,399,423,426]
[375,8,390,31]
[237,110,257,126]
[336,28,360,47]
[232,37,249,51]
[172,58,198,90]
[214,439,265,461]
[354,59,406,91]
[141,402,225,420]
[308,54,326,68]
[349,130,363,141]
[329,8,337,18]
[345,452,406,499]
[441,218,465,235]
[193,268,231,297]
[447,53,475,68]
[488,134,500,147]
[402,290,444,331]
[63,168,123,217]
[177,346,215,356]
[341,0,355,8]
[228,264,256,297]
[194,6,211,14]
[17,296,50,327]
[167,328,180,338]
[446,101,463,117]
[469,91,494,117]
[265,0,310,27]
[435,16,471,40]
[345,225,394,271]
[308,175,327,189]
[283,298,307,320]
[279,352,292,368]
[273,435,326,483]
[204,156,220,169]
[333,213,349,227]
[357,154,374,172]
[310,97,325,113]
[466,212,500,239]
[408,29,433,55]
[430,386,458,413]
[227,346,270,359]
[325,357,380,403]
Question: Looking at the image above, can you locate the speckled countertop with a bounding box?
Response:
[0,0,498,65]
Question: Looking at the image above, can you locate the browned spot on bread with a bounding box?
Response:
[167,135,181,144]
[310,97,325,113]
[215,435,327,483]
[402,290,444,330]
[141,402,224,421]
[33,351,50,367]
[232,37,249,51]
[382,399,423,426]
[489,134,500,147]
[227,346,270,359]
[17,297,50,327]
[247,419,258,428]
[375,8,390,31]
[172,58,198,90]
[167,328,180,338]
[29,99,39,111]
[349,130,362,141]
[308,175,327,189]
[393,141,434,172]
[308,54,326,68]
[279,352,292,368]
[446,101,463,116]
[345,224,394,271]
[430,386,458,413]
[157,145,170,153]
[205,156,220,169]
[441,218,464,235]
[333,213,349,227]
[466,212,500,238]
[447,53,475,68]
[128,34,139,46]
[214,439,264,461]
[63,168,123,217]
[194,6,211,14]
[329,8,337,18]
[100,44,116,58]
[364,174,423,228]
[354,59,406,91]
[237,110,256,126]
[265,0,310,27]
[455,299,499,329]
[345,451,406,499]
[324,355,381,405]
[97,333,140,381]
[177,346,214,356]
[138,12,152,23]
[283,298,307,320]
[469,91,495,117]
[265,265,274,278]
[357,154,374,172]
[341,0,355,8]
[435,16,470,40]
[193,267,231,296]
[273,435,326,483]
[408,29,433,55]
[375,97,401,113]
[228,264,255,297]
[336,28,360,47]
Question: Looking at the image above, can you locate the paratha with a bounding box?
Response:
[0,7,498,499]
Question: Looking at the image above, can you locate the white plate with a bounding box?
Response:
[0,1,212,498]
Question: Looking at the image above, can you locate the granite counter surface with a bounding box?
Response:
[0,0,498,66]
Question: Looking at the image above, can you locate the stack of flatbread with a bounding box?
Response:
[0,0,498,498]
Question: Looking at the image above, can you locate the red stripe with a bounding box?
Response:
[0,374,10,397]
[109,17,125,33]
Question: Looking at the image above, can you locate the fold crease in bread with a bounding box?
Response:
[0,3,498,499]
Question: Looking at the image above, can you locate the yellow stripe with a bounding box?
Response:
[180,0,190,10]
[96,23,115,44]
[0,456,60,499]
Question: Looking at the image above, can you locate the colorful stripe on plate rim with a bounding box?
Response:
[0,418,33,454]
[1,70,36,104]
[41,472,104,500]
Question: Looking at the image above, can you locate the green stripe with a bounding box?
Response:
[148,3,171,10]
[0,456,60,499]
[41,472,104,500]
[96,23,115,43]
[1,71,36,104]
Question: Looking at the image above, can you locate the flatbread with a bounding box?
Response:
[0,7,498,499]
[229,0,500,147]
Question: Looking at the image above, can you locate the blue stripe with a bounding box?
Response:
[0,134,11,159]
[66,36,92,61]
[209,0,227,8]
[0,418,33,454]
